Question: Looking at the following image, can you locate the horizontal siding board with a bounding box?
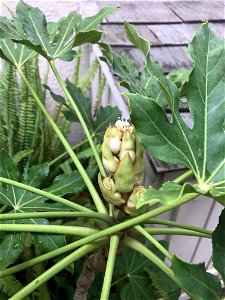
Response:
[165,1,225,22]
[114,46,192,73]
[190,202,223,265]
[101,24,160,46]
[97,1,182,23]
[168,195,214,262]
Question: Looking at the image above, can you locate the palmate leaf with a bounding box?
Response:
[20,218,66,258]
[124,22,225,190]
[0,0,117,61]
[113,247,158,300]
[0,150,90,212]
[0,39,36,67]
[172,256,221,300]
[0,232,22,270]
[137,182,197,208]
[212,208,225,284]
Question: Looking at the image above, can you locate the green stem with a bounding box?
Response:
[0,237,107,278]
[9,243,101,300]
[49,60,106,178]
[0,176,92,213]
[144,228,211,238]
[17,66,106,214]
[100,235,119,300]
[145,218,212,236]
[0,224,98,236]
[48,138,89,167]
[1,193,198,279]
[135,225,172,260]
[173,170,193,184]
[123,237,176,282]
[0,211,113,224]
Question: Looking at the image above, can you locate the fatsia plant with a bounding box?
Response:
[0,1,225,299]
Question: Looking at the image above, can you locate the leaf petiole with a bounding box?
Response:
[16,67,107,214]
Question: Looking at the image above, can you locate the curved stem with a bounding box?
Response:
[49,60,107,178]
[17,66,107,214]
[0,211,113,224]
[0,176,92,213]
[48,138,89,167]
[123,236,176,282]
[9,243,101,300]
[0,224,98,236]
[0,237,106,279]
[1,193,198,279]
[173,170,193,184]
[135,225,172,260]
[144,228,211,238]
[100,235,119,300]
[145,218,212,236]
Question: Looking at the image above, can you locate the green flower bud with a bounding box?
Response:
[102,136,119,173]
[124,185,147,216]
[98,173,125,206]
[114,153,134,193]
[119,131,136,162]
[133,138,144,185]
[109,127,121,154]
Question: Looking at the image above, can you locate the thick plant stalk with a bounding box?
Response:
[8,243,102,300]
[0,211,112,225]
[16,66,107,214]
[73,255,96,300]
[49,60,107,178]
[0,224,98,236]
[100,235,120,300]
[145,218,212,236]
[1,194,199,280]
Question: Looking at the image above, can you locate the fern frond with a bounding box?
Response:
[78,58,99,95]
[72,46,82,86]
[53,112,71,157]
[92,74,106,114]
[0,275,24,298]
[18,55,44,168]
[0,61,18,156]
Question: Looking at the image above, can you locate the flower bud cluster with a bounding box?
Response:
[98,119,147,217]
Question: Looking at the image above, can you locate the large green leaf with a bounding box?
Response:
[113,247,158,300]
[93,106,121,140]
[125,22,225,188]
[145,267,180,300]
[20,218,66,256]
[0,233,22,270]
[212,208,225,283]
[0,39,36,67]
[48,81,121,141]
[172,256,221,300]
[0,150,90,212]
[0,1,117,61]
[137,181,197,208]
[100,43,143,94]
